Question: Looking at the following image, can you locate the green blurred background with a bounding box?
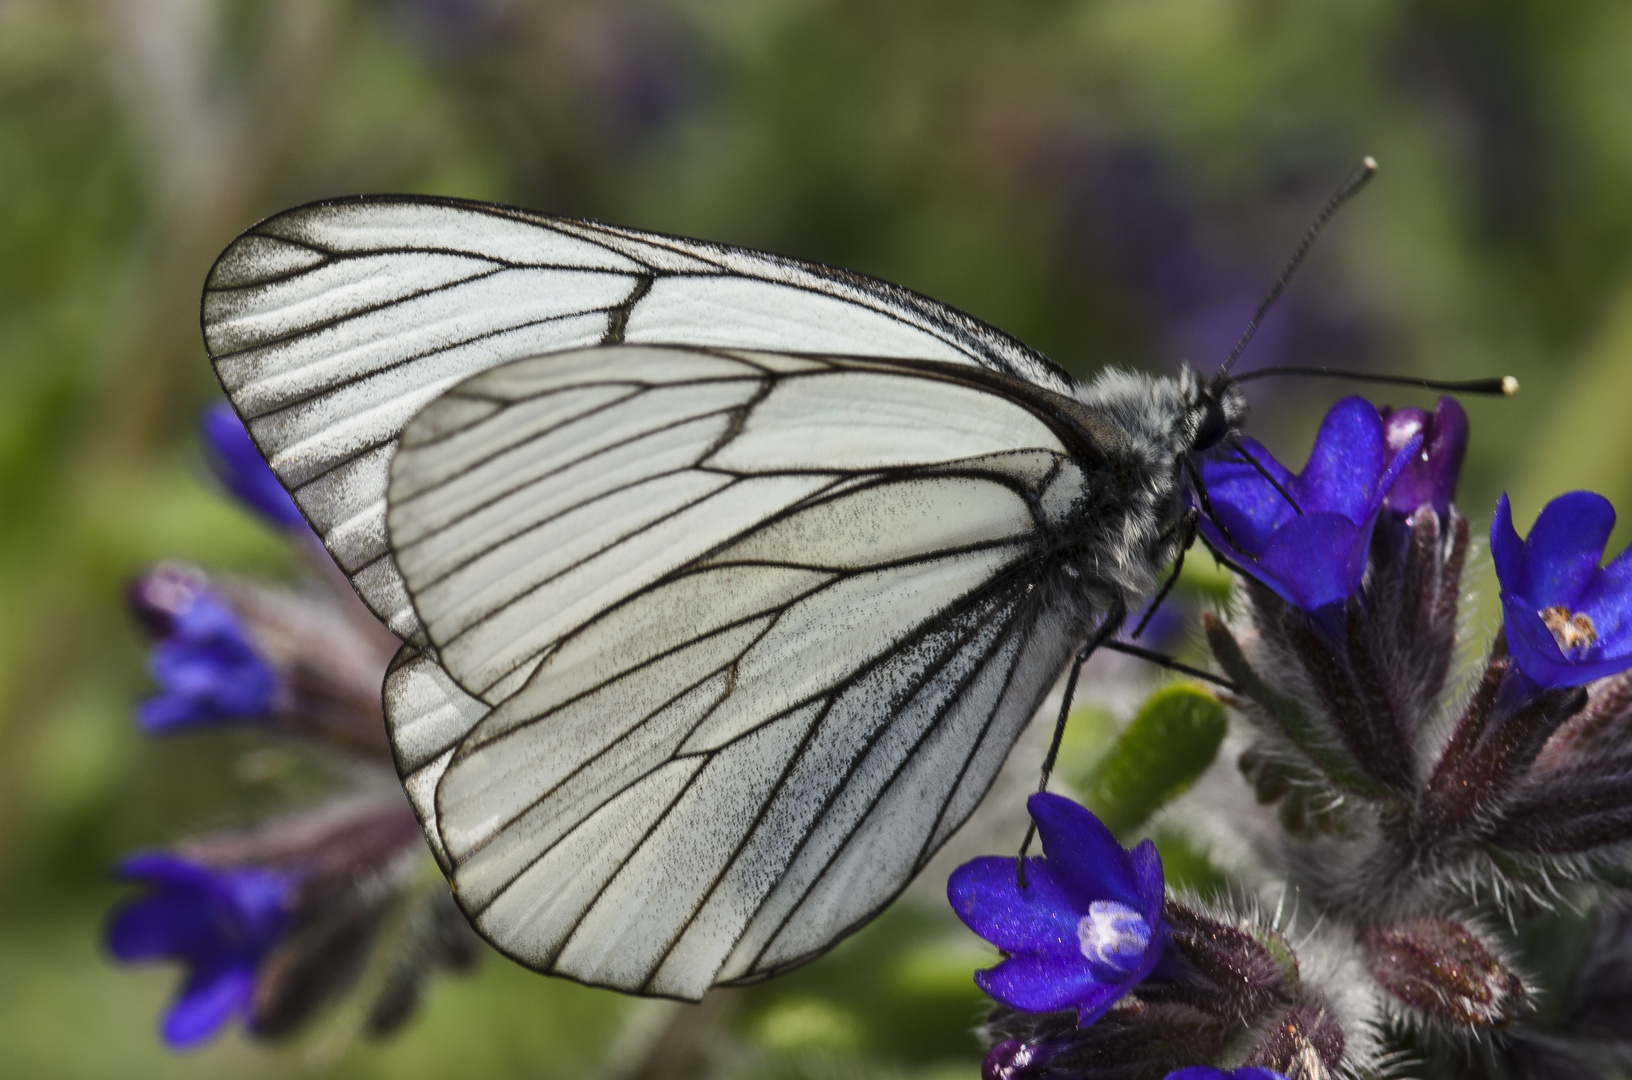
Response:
[4,0,1632,1075]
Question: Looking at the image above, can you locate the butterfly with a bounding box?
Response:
[202,193,1249,1000]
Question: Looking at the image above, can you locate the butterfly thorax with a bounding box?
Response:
[1051,366,1247,617]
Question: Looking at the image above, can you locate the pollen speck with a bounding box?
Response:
[1541,605,1598,653]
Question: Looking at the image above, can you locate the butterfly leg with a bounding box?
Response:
[1100,639,1236,691]
[1130,506,1200,640]
[1183,456,1241,550]
[1017,599,1127,886]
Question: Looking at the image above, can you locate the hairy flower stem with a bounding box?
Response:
[1418,668,1588,844]
[1204,613,1391,798]
[1280,602,1413,792]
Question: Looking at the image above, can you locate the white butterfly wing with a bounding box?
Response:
[382,643,486,873]
[203,196,1071,642]
[383,345,1100,998]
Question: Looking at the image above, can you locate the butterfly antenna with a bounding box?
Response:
[1229,366,1519,397]
[1214,157,1378,386]
[1225,437,1302,515]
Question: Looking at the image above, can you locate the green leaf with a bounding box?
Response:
[1151,826,1230,897]
[1079,684,1228,837]
[1056,702,1119,776]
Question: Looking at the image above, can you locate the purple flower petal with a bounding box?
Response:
[116,852,217,889]
[1028,792,1139,909]
[106,853,293,1049]
[1253,512,1373,612]
[219,871,293,931]
[1502,594,1632,688]
[948,856,1086,960]
[1494,490,1632,686]
[1195,397,1423,614]
[1382,397,1467,517]
[1373,433,1423,517]
[162,963,255,1049]
[1579,544,1632,642]
[1381,405,1430,455]
[107,895,214,961]
[975,953,1128,1017]
[950,795,1168,1024]
[202,404,306,531]
[1491,495,1526,597]
[1292,397,1386,521]
[1202,439,1300,550]
[131,583,277,734]
[1520,491,1617,606]
[1126,839,1165,923]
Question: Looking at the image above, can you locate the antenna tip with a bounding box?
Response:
[1362,156,1379,172]
[1501,375,1519,397]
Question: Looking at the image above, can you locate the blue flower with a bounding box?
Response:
[202,403,306,530]
[1163,1069,1288,1080]
[1379,396,1468,520]
[1197,396,1419,614]
[1492,492,1632,687]
[106,853,292,1048]
[130,566,277,732]
[949,793,1165,1025]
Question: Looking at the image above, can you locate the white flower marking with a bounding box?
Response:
[1076,900,1150,972]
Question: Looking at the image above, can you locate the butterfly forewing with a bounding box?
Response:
[203,196,1070,642]
[381,345,1097,997]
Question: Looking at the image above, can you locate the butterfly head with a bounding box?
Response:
[1181,367,1248,458]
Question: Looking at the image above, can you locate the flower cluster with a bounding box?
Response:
[953,796,1316,1080]
[107,406,478,1050]
[950,392,1632,1079]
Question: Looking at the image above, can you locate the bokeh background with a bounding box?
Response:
[4,0,1632,1075]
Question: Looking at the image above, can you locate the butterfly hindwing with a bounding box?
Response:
[203,196,1071,642]
[382,643,489,873]
[381,345,1099,997]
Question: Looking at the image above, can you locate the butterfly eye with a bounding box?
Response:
[1191,392,1230,453]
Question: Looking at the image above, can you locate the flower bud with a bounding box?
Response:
[1380,397,1467,520]
[1153,903,1296,1020]
[982,1002,1227,1080]
[1362,917,1525,1027]
[1490,671,1632,853]
[1239,1000,1345,1080]
[983,1037,1056,1080]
